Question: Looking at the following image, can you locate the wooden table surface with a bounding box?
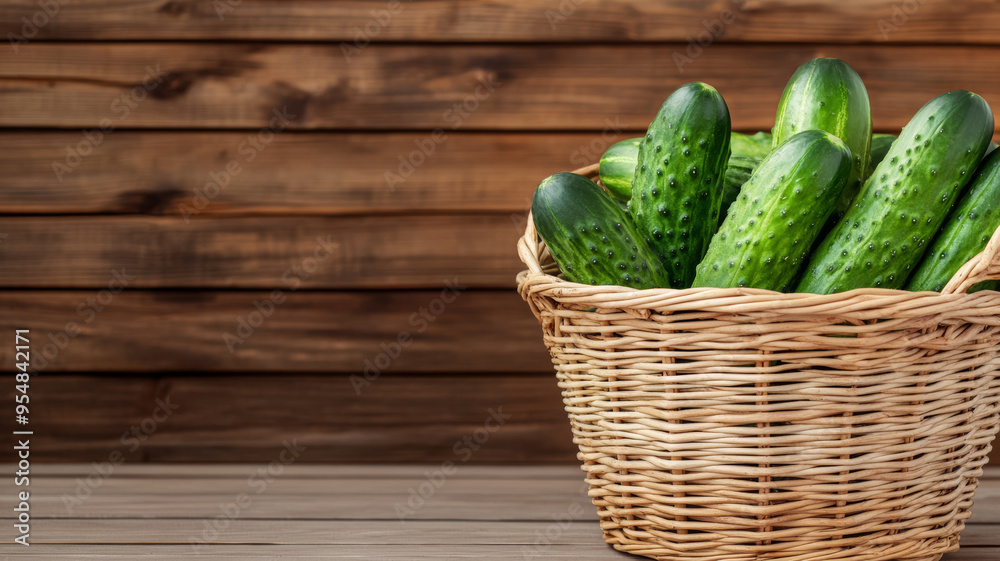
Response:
[2,464,998,559]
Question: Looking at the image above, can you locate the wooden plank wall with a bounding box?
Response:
[1,0,998,464]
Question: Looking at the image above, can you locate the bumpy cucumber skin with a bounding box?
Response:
[629,82,731,288]
[719,155,760,224]
[693,131,852,292]
[869,134,896,171]
[907,148,1000,292]
[597,136,758,209]
[731,131,772,160]
[798,90,994,294]
[532,173,669,289]
[773,58,872,221]
[599,138,641,201]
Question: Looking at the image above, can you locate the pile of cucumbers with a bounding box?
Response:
[532,58,1000,294]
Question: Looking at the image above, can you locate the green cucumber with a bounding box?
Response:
[731,131,772,160]
[907,147,1000,292]
[797,90,995,294]
[599,135,760,208]
[869,134,896,171]
[630,82,731,288]
[773,58,872,222]
[532,172,669,289]
[693,130,852,292]
[598,138,641,201]
[719,155,760,224]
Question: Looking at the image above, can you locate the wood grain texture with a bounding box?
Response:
[2,0,999,43]
[0,373,574,463]
[0,291,552,373]
[18,475,997,523]
[22,519,604,545]
[0,215,527,288]
[13,518,1000,547]
[2,44,999,131]
[0,131,607,214]
[0,465,995,560]
[0,476,591,496]
[5,545,998,560]
[0,545,639,559]
[23,464,584,478]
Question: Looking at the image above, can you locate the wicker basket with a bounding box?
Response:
[516,164,1000,561]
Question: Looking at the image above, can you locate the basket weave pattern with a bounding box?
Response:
[516,167,1000,561]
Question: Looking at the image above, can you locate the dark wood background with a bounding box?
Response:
[1,0,998,464]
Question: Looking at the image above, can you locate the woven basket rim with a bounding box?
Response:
[517,163,1000,317]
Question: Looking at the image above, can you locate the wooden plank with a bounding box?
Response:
[11,477,997,522]
[2,129,996,216]
[0,215,526,289]
[0,131,596,215]
[969,485,1000,524]
[2,465,997,561]
[24,518,1000,547]
[0,476,592,497]
[0,291,552,372]
[0,373,575,462]
[8,492,592,521]
[23,464,585,479]
[2,0,1000,44]
[2,44,1000,131]
[943,551,1000,561]
[25,519,603,545]
[3,544,998,560]
[962,524,1000,547]
[0,544,641,559]
[22,464,585,480]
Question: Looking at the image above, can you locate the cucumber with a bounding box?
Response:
[907,147,1000,292]
[693,130,852,291]
[532,172,669,289]
[797,90,995,294]
[719,155,760,224]
[599,135,760,207]
[598,138,641,201]
[630,82,731,288]
[773,58,872,222]
[731,131,772,160]
[869,134,896,170]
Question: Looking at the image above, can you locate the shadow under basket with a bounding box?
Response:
[516,165,1000,561]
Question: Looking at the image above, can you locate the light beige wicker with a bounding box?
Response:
[516,164,1000,561]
